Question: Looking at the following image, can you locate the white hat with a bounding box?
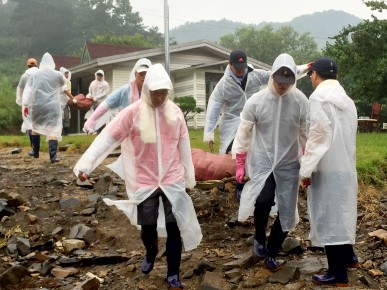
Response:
[136,65,149,73]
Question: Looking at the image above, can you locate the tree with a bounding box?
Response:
[220,24,320,97]
[220,25,319,65]
[174,96,204,125]
[323,0,387,119]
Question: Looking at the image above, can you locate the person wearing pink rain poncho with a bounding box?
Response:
[74,63,202,289]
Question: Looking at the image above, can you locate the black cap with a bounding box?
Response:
[230,49,247,69]
[310,57,338,77]
[273,66,295,85]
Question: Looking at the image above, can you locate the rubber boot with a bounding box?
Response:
[28,130,34,156]
[31,135,40,158]
[166,239,182,278]
[140,225,158,274]
[49,140,59,163]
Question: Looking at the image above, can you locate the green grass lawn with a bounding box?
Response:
[0,131,385,187]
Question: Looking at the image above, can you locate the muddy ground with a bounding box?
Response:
[0,147,386,290]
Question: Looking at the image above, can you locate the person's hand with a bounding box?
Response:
[72,98,77,104]
[23,107,28,117]
[307,62,313,70]
[301,177,311,189]
[78,171,88,181]
[93,97,97,102]
[208,141,214,153]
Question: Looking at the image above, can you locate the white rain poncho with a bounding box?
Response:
[84,58,152,133]
[74,64,202,251]
[59,67,71,110]
[87,69,110,104]
[84,69,110,120]
[22,53,66,140]
[204,66,270,153]
[17,66,38,133]
[232,53,308,231]
[300,79,358,246]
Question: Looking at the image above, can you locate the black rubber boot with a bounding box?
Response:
[49,140,59,163]
[140,225,158,274]
[166,222,182,278]
[31,135,40,158]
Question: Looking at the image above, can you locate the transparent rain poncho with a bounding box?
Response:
[17,66,39,133]
[300,79,358,246]
[83,58,152,133]
[232,53,309,231]
[204,66,270,153]
[74,64,202,251]
[59,67,72,110]
[22,52,66,140]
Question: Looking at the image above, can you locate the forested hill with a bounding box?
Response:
[170,10,362,50]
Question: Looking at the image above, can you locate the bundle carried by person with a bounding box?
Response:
[67,94,93,111]
[191,148,235,181]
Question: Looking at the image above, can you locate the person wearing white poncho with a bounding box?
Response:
[83,58,152,134]
[204,50,310,155]
[74,63,201,289]
[22,52,70,163]
[16,58,39,156]
[85,69,110,134]
[59,67,74,136]
[300,58,358,287]
[232,53,308,271]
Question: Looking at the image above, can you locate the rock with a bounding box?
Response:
[222,250,255,270]
[81,207,96,216]
[368,240,383,250]
[93,174,113,194]
[368,229,387,244]
[50,179,71,186]
[194,261,216,275]
[199,271,226,290]
[297,256,327,274]
[51,266,80,278]
[268,265,300,284]
[11,148,22,154]
[359,274,379,289]
[0,265,29,286]
[380,261,387,274]
[281,237,303,254]
[62,239,86,253]
[224,268,242,280]
[284,281,306,290]
[59,197,81,210]
[69,224,95,244]
[16,236,31,256]
[182,268,195,279]
[76,179,94,189]
[72,277,101,290]
[362,260,374,269]
[368,268,384,277]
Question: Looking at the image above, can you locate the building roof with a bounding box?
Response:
[71,40,271,75]
[82,42,148,62]
[52,55,81,71]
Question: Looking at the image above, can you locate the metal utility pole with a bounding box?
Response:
[164,0,170,74]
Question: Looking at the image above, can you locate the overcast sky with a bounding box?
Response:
[130,0,387,32]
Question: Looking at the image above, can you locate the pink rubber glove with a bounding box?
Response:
[236,152,247,184]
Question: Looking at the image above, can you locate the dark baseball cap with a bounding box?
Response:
[309,57,338,77]
[273,66,295,85]
[229,49,248,69]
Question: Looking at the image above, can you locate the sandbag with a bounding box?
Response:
[191,148,235,181]
[67,94,93,111]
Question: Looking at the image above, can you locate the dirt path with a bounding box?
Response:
[0,147,386,289]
